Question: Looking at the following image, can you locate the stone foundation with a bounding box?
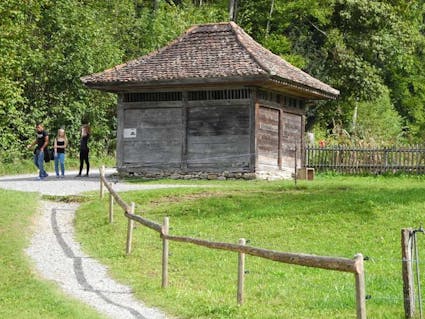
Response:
[118,167,295,180]
[118,168,257,180]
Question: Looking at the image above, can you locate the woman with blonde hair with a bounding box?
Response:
[54,128,68,178]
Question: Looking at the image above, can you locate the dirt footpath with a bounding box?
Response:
[0,168,178,319]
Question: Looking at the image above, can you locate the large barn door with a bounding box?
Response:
[257,106,280,170]
[282,112,303,169]
[122,108,182,167]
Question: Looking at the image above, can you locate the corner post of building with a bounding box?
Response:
[116,94,125,170]
[300,113,306,168]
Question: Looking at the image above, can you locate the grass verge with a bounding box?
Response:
[0,189,106,319]
[75,175,425,318]
[0,155,115,176]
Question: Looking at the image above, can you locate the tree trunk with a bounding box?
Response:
[229,0,238,22]
[266,0,275,37]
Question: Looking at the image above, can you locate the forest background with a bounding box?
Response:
[1,0,424,164]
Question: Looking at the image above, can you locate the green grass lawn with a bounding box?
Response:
[0,189,106,319]
[75,175,425,318]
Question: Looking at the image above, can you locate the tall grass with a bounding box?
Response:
[75,175,425,318]
[0,189,106,319]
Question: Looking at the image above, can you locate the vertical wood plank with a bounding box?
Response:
[126,202,135,255]
[300,114,306,168]
[162,217,170,288]
[181,92,188,170]
[402,228,415,318]
[250,89,257,172]
[237,238,246,305]
[278,109,283,169]
[252,95,259,172]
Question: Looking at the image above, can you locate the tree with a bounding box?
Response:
[237,0,425,143]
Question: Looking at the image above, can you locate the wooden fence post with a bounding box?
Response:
[354,253,366,319]
[162,217,170,288]
[99,165,105,199]
[126,202,135,255]
[237,238,246,305]
[108,183,114,224]
[402,228,415,318]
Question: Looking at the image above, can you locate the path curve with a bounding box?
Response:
[0,169,178,319]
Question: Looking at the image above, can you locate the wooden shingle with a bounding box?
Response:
[81,22,339,100]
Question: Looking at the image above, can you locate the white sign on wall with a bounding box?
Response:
[123,128,137,139]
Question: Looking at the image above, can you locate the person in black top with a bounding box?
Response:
[53,128,68,178]
[27,123,49,180]
[76,124,90,177]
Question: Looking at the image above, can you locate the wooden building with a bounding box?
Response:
[81,22,339,179]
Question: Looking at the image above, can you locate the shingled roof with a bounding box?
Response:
[81,22,339,99]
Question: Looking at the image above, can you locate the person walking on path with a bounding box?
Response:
[27,123,49,180]
[76,124,90,177]
[53,128,68,178]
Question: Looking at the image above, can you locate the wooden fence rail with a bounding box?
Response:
[306,145,425,174]
[99,166,367,318]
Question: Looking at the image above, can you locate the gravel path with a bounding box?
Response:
[0,168,178,319]
[0,168,183,196]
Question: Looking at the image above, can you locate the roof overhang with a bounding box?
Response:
[265,75,339,100]
[81,74,338,100]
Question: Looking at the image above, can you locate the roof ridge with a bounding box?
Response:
[229,21,338,96]
[230,22,306,77]
[229,21,272,75]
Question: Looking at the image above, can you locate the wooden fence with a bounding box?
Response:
[305,145,425,174]
[99,166,367,318]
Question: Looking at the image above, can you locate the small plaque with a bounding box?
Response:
[124,128,137,138]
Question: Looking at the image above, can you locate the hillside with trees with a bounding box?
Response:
[1,0,424,163]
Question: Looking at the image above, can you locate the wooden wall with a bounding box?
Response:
[122,107,183,167]
[256,92,305,178]
[186,103,250,170]
[257,106,280,169]
[281,112,303,169]
[117,90,252,174]
[116,88,306,179]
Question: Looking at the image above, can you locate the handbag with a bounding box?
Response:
[44,148,54,162]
